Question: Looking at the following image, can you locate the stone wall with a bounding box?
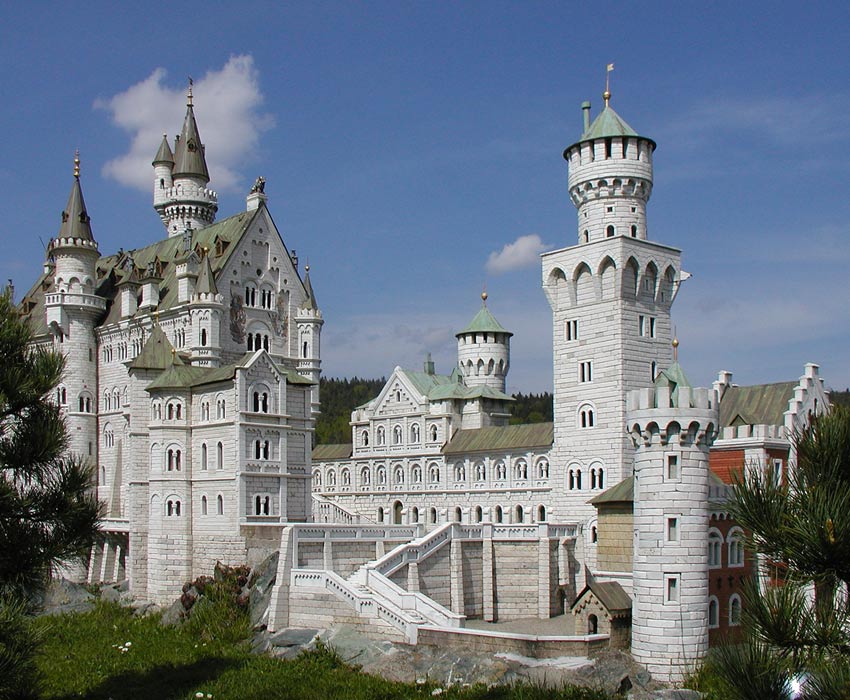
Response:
[492,541,538,619]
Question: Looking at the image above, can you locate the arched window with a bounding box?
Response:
[254,494,271,516]
[453,507,462,523]
[475,462,486,481]
[201,495,208,515]
[429,507,437,524]
[579,404,595,428]
[606,224,615,238]
[327,469,336,487]
[536,459,549,479]
[201,443,208,470]
[201,328,208,346]
[176,403,182,420]
[376,426,386,446]
[728,528,745,567]
[588,614,598,634]
[411,464,422,483]
[392,425,402,445]
[474,506,483,523]
[495,461,506,480]
[341,469,351,486]
[217,442,223,469]
[583,230,589,243]
[217,494,224,515]
[630,224,637,238]
[429,424,438,442]
[429,464,440,483]
[313,469,322,489]
[708,529,723,568]
[377,467,386,485]
[394,466,404,484]
[729,594,742,626]
[454,463,466,481]
[514,460,528,480]
[377,507,385,523]
[201,401,210,421]
[708,597,719,628]
[361,467,371,486]
[167,403,174,420]
[495,505,503,523]
[410,424,420,443]
[216,396,226,419]
[537,505,547,522]
[166,499,181,517]
[514,505,524,523]
[591,525,598,543]
[411,506,419,523]
[361,430,369,447]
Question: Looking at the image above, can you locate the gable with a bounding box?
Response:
[370,369,428,418]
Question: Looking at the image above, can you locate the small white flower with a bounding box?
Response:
[431,690,443,696]
[416,679,426,685]
[195,693,204,699]
[125,642,132,647]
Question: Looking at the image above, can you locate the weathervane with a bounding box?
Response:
[604,63,614,106]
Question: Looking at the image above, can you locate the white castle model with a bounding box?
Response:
[22,80,830,683]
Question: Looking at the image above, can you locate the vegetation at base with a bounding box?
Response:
[0,289,101,699]
[705,405,850,699]
[316,377,553,445]
[34,601,614,700]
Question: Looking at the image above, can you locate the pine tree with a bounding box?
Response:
[711,405,850,699]
[0,289,100,697]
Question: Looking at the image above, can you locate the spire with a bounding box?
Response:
[152,133,174,166]
[172,80,210,181]
[195,248,218,295]
[302,265,318,309]
[57,151,95,241]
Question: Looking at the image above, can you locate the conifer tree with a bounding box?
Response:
[0,289,100,697]
[712,405,850,699]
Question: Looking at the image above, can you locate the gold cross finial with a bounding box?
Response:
[603,63,614,106]
[73,150,80,178]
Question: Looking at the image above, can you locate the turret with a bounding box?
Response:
[295,266,323,416]
[563,90,655,245]
[189,250,223,367]
[44,153,106,464]
[627,355,718,682]
[455,292,511,393]
[154,82,218,236]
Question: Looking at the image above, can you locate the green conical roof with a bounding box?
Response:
[172,96,210,181]
[302,268,317,310]
[456,300,512,338]
[581,104,639,140]
[57,159,95,242]
[195,252,218,295]
[654,360,691,406]
[152,133,174,166]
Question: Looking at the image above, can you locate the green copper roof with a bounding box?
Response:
[581,105,638,140]
[153,134,174,165]
[590,476,634,506]
[302,269,317,309]
[128,325,183,371]
[719,381,796,427]
[195,253,218,295]
[57,170,95,242]
[456,303,512,338]
[428,383,514,402]
[443,422,553,455]
[653,361,692,405]
[172,102,210,181]
[313,443,353,460]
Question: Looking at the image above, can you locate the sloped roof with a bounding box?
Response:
[302,269,317,310]
[456,304,512,337]
[128,324,183,371]
[582,105,639,140]
[572,580,632,615]
[654,361,692,406]
[719,382,796,427]
[443,422,553,455]
[313,444,353,461]
[172,102,209,181]
[57,170,94,242]
[195,252,218,295]
[153,134,174,165]
[590,476,634,506]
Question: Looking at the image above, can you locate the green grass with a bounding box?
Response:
[33,602,613,700]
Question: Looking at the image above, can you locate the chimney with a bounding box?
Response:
[424,352,435,375]
[581,101,592,132]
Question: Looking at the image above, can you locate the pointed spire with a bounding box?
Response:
[57,151,95,241]
[152,133,174,166]
[195,248,218,295]
[172,79,210,181]
[302,265,318,310]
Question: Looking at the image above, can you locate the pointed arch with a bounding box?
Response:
[622,256,640,299]
[597,255,617,299]
[573,262,594,305]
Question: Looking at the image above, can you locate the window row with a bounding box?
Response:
[373,502,548,525]
[567,466,605,490]
[152,400,184,421]
[162,494,227,517]
[244,286,275,310]
[708,527,745,568]
[199,442,225,470]
[360,423,434,447]
[200,397,228,421]
[580,224,640,244]
[708,594,741,628]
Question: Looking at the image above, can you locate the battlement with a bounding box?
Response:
[164,183,218,203]
[626,386,719,447]
[48,237,99,254]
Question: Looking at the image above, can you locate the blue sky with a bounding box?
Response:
[2,2,850,393]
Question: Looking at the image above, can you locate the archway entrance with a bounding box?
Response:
[392,500,403,525]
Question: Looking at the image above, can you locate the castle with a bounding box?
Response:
[22,80,829,683]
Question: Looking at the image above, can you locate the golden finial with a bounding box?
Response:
[187,76,194,106]
[305,264,310,273]
[171,347,176,358]
[202,245,209,257]
[672,335,679,362]
[73,150,80,178]
[153,308,160,325]
[481,290,488,305]
[603,63,614,107]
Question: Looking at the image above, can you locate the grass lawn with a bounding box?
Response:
[34,602,612,700]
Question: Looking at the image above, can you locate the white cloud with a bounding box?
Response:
[486,234,547,274]
[95,55,273,192]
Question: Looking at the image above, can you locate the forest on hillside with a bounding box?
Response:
[315,377,553,445]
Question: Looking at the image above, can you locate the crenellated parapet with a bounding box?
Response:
[626,386,718,448]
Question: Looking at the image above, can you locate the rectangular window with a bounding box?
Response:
[579,361,593,383]
[666,517,679,542]
[639,315,646,336]
[666,454,679,480]
[565,319,578,341]
[665,574,680,603]
[649,317,656,338]
[772,459,783,485]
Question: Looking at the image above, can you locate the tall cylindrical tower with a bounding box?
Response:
[627,363,718,682]
[563,96,655,245]
[455,293,511,393]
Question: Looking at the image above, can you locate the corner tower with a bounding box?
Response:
[541,86,685,525]
[154,82,218,236]
[44,153,106,462]
[456,292,511,394]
